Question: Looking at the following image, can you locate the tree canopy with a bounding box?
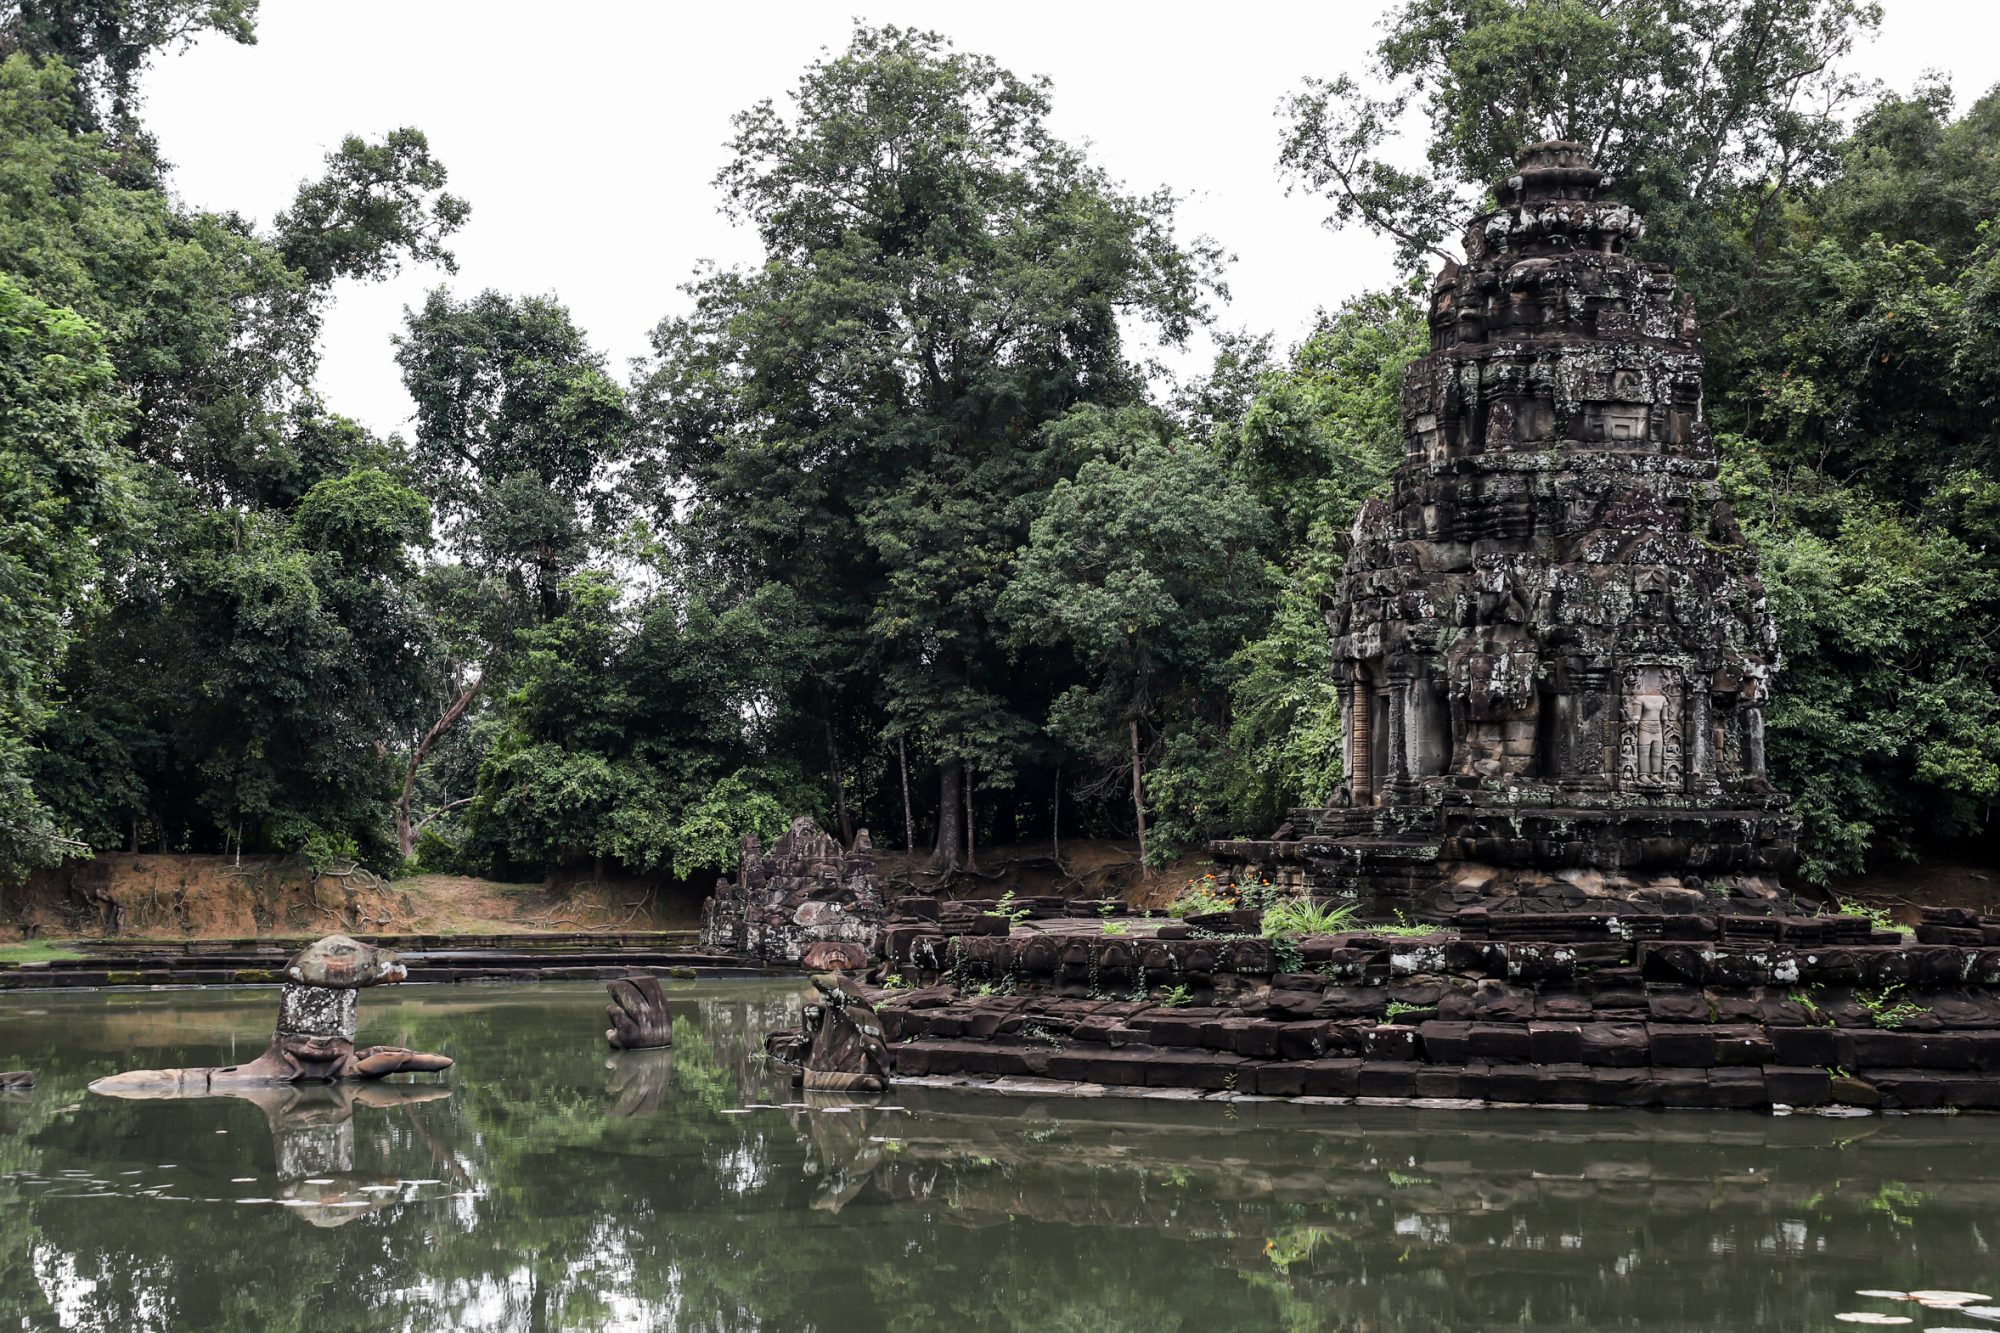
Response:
[0,4,1991,898]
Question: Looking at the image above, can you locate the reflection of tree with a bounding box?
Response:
[0,1087,63,1328]
[3,980,1995,1330]
[668,1013,732,1114]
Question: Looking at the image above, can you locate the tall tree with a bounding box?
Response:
[390,289,631,856]
[460,570,812,881]
[0,275,126,882]
[637,23,1222,870]
[1216,292,1427,838]
[3,35,469,868]
[1003,406,1272,866]
[1703,80,2000,879]
[1279,0,1882,313]
[0,0,257,134]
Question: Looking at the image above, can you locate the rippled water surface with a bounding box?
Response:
[2,979,1998,1330]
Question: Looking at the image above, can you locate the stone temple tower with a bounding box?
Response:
[1217,141,1797,918]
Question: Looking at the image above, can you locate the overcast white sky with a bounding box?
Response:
[141,0,2000,439]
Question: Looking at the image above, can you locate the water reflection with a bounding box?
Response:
[89,1079,454,1227]
[0,979,1995,1331]
[603,1049,674,1118]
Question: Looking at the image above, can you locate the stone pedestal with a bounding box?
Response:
[277,983,357,1042]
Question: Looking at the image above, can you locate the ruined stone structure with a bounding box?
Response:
[864,905,2000,1114]
[699,817,886,964]
[1217,142,1796,918]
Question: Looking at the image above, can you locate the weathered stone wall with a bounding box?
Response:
[699,817,886,965]
[870,907,2000,1113]
[1217,140,1797,917]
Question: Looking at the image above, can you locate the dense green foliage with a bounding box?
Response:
[1,4,1994,894]
[634,25,1225,870]
[0,274,124,879]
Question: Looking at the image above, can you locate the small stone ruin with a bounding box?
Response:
[604,974,674,1049]
[1216,140,1796,919]
[699,816,886,965]
[765,972,893,1093]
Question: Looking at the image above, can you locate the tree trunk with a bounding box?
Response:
[930,755,964,872]
[1129,718,1148,869]
[963,760,977,872]
[898,738,915,852]
[825,721,852,846]
[1051,764,1063,873]
[396,675,483,859]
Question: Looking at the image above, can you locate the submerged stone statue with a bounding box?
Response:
[1217,142,1797,918]
[604,975,674,1050]
[700,816,886,965]
[767,973,892,1093]
[89,934,451,1093]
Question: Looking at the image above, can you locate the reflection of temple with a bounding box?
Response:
[785,1095,1983,1328]
[1219,142,1796,917]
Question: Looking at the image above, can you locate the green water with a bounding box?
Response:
[0,980,1996,1331]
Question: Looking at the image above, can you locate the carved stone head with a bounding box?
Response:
[285,934,408,989]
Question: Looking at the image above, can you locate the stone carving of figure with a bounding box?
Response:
[1620,668,1683,787]
[1633,682,1668,778]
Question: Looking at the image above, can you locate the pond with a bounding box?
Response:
[0,979,1995,1331]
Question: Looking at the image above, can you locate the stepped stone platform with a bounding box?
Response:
[0,929,771,990]
[865,905,2000,1114]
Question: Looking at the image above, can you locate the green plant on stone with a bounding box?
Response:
[1857,985,1929,1029]
[1835,900,1910,938]
[1384,1000,1428,1022]
[1368,910,1455,939]
[1162,984,1194,1008]
[1271,937,1304,975]
[985,890,1031,927]
[1167,876,1239,918]
[1101,920,1129,936]
[881,972,913,991]
[1790,987,1837,1027]
[1261,897,1358,939]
